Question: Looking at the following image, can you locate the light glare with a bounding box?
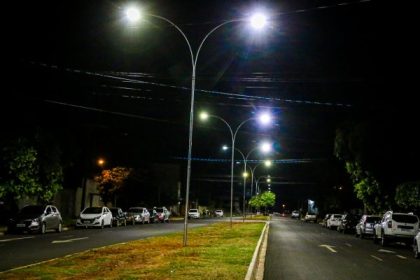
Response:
[199,112,209,121]
[125,7,141,23]
[222,145,229,151]
[259,113,271,125]
[260,142,272,153]
[250,13,267,29]
[264,160,272,167]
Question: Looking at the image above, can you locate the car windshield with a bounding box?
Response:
[110,209,119,215]
[83,207,102,214]
[20,205,44,215]
[189,209,198,213]
[129,208,143,213]
[366,216,381,223]
[393,214,419,223]
[216,210,222,213]
[333,215,342,218]
[156,208,164,213]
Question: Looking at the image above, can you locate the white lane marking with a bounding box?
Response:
[52,237,88,244]
[378,249,395,254]
[396,255,407,259]
[345,243,352,247]
[371,255,383,262]
[0,236,35,243]
[319,244,337,253]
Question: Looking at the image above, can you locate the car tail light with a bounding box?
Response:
[387,221,392,228]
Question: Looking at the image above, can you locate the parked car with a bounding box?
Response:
[304,212,317,223]
[413,231,420,259]
[148,208,157,223]
[321,214,331,227]
[337,214,361,233]
[126,207,150,224]
[7,205,63,234]
[188,209,200,219]
[155,207,170,223]
[326,214,343,229]
[373,211,419,246]
[215,209,224,217]
[76,206,113,229]
[291,210,300,219]
[355,215,381,238]
[109,207,127,227]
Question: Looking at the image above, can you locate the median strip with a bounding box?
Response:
[0,222,264,280]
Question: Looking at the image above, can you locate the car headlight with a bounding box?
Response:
[95,215,102,220]
[31,219,40,226]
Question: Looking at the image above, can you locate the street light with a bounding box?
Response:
[222,142,272,222]
[123,6,270,246]
[200,112,272,227]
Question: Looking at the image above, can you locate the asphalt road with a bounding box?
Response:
[0,218,216,272]
[264,216,420,280]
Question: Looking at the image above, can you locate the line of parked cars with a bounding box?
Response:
[320,211,419,259]
[6,204,172,233]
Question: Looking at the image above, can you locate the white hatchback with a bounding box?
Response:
[188,209,200,219]
[327,214,343,229]
[76,206,113,229]
[215,210,224,217]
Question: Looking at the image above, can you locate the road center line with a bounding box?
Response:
[345,243,352,247]
[371,255,383,262]
[396,255,407,259]
[378,249,395,254]
[52,237,88,244]
[0,236,35,243]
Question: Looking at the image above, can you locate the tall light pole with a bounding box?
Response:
[123,6,268,246]
[200,112,272,227]
[222,142,272,222]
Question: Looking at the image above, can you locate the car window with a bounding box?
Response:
[51,207,58,213]
[83,207,103,214]
[392,214,419,224]
[20,205,45,215]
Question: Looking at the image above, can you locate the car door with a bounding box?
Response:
[105,207,112,225]
[44,206,53,229]
[50,206,59,228]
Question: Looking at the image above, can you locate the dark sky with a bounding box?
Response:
[5,0,410,210]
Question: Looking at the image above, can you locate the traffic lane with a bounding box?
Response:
[0,219,212,272]
[264,217,420,280]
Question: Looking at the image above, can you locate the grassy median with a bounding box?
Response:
[1,222,264,280]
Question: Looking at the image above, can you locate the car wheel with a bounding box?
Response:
[41,223,46,234]
[56,222,62,233]
[132,220,135,226]
[109,220,112,228]
[373,233,379,244]
[414,242,419,259]
[142,218,145,225]
[101,220,104,229]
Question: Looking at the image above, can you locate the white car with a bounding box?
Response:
[188,209,200,219]
[291,210,300,219]
[126,207,150,224]
[373,211,419,246]
[76,206,113,228]
[215,210,224,217]
[414,231,420,259]
[304,213,317,223]
[326,214,342,229]
[355,215,381,238]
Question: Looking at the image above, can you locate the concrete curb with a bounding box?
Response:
[245,221,269,280]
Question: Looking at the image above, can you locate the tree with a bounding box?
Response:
[95,167,131,205]
[395,181,420,211]
[249,191,276,214]
[0,137,63,204]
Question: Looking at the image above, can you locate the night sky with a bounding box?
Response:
[4,0,414,211]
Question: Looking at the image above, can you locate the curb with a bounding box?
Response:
[245,221,269,280]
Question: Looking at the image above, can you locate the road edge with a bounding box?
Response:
[245,221,269,280]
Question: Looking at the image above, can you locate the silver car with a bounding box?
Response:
[355,215,381,238]
[8,205,63,234]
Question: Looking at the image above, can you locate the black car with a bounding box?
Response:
[109,207,127,227]
[148,208,157,223]
[7,205,63,234]
[337,214,361,234]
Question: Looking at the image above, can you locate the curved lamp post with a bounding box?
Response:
[200,112,272,227]
[222,142,271,222]
[123,6,268,246]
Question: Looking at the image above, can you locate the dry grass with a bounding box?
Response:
[1,222,264,280]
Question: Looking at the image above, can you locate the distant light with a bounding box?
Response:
[250,13,267,29]
[199,112,209,121]
[258,112,272,125]
[260,142,272,153]
[264,160,272,167]
[266,178,271,183]
[125,7,141,23]
[222,145,229,151]
[97,158,105,166]
[243,172,249,178]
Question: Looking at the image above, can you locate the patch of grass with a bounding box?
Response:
[246,215,270,221]
[1,222,264,280]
